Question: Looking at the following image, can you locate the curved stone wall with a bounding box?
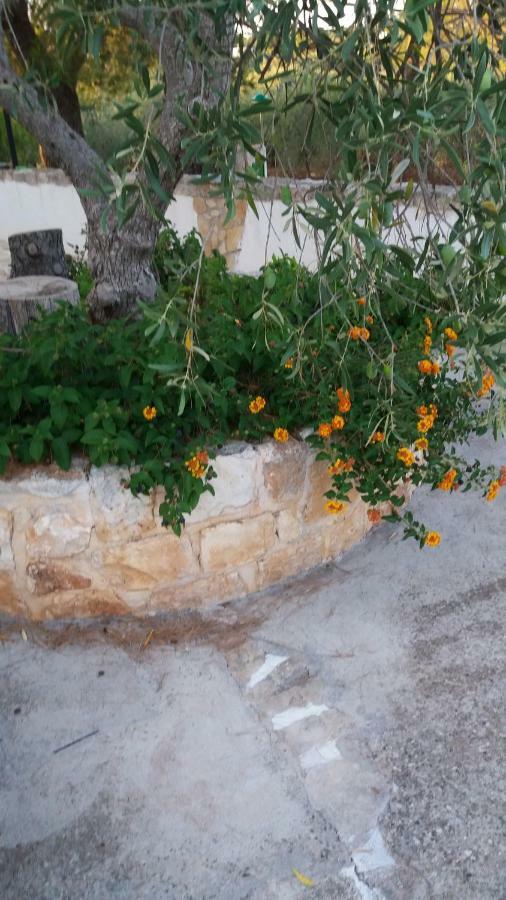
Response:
[0,440,405,621]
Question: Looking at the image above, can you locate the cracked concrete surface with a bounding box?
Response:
[1,433,505,899]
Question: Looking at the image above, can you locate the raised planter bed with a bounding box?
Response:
[0,439,410,621]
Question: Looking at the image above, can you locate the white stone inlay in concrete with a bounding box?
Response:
[246,654,288,690]
[271,703,329,731]
[299,739,342,770]
[352,827,395,873]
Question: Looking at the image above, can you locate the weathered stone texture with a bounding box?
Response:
[0,438,391,620]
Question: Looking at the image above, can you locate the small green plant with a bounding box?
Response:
[0,229,504,545]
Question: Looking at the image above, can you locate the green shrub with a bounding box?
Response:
[0,229,504,545]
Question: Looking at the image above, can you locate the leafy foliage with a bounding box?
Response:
[1,230,504,541]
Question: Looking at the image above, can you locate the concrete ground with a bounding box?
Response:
[1,433,505,899]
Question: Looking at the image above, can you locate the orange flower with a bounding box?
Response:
[143,405,157,421]
[444,327,458,341]
[397,447,415,467]
[371,431,384,443]
[429,403,438,418]
[499,466,506,487]
[366,315,374,325]
[357,296,366,306]
[360,327,370,341]
[185,455,207,478]
[423,335,432,355]
[336,387,351,413]
[249,395,266,414]
[437,468,457,491]
[445,343,455,357]
[477,371,495,398]
[349,326,370,341]
[326,499,345,514]
[416,405,428,417]
[418,359,433,375]
[486,479,500,502]
[331,415,345,431]
[431,362,441,376]
[318,422,333,438]
[274,427,289,443]
[328,459,344,476]
[415,437,429,451]
[284,358,294,369]
[424,316,433,334]
[417,415,435,434]
[367,508,381,524]
[424,531,441,547]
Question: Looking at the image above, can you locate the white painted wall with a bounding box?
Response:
[0,171,457,279]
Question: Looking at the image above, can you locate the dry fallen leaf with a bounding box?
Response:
[140,628,154,651]
[292,867,314,888]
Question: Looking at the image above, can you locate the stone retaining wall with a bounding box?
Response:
[0,439,408,621]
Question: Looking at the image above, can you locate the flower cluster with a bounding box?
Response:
[397,447,415,467]
[249,395,266,414]
[274,427,289,442]
[486,479,501,502]
[424,531,441,547]
[325,499,345,514]
[477,371,495,398]
[349,326,370,341]
[185,450,209,479]
[336,387,351,413]
[437,468,458,491]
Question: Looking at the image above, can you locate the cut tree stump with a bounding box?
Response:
[8,229,69,279]
[0,276,79,335]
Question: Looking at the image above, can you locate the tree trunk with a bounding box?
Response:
[9,229,69,278]
[38,82,84,168]
[0,275,79,334]
[85,206,162,322]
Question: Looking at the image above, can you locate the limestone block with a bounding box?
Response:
[0,572,24,617]
[276,506,302,543]
[26,587,129,622]
[95,533,197,590]
[258,532,327,589]
[89,466,154,542]
[259,440,309,510]
[200,514,276,573]
[151,565,259,611]
[185,444,259,525]
[302,457,335,523]
[0,508,14,568]
[26,499,92,559]
[321,491,369,559]
[26,562,92,596]
[2,463,87,499]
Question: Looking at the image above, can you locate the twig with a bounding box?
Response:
[53,729,99,754]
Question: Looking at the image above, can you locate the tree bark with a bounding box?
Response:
[0,275,79,334]
[9,229,69,278]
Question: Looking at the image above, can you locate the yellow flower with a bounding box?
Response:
[397,447,415,467]
[371,431,384,443]
[331,415,345,431]
[336,387,351,413]
[417,414,435,434]
[444,327,458,341]
[423,335,432,355]
[318,422,333,438]
[424,316,433,334]
[486,479,500,502]
[326,499,345,514]
[143,405,157,421]
[415,438,429,451]
[284,358,294,369]
[249,395,266,414]
[274,427,289,443]
[424,531,441,547]
[418,359,433,375]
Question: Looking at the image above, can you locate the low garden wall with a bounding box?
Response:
[0,439,406,621]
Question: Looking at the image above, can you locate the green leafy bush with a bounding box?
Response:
[0,229,504,545]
